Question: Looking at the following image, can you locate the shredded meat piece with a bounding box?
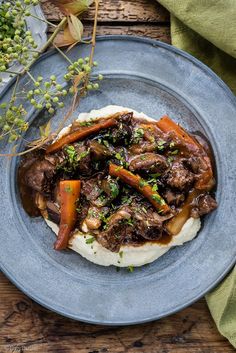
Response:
[190,194,217,218]
[166,160,195,191]
[162,189,185,206]
[96,206,133,252]
[24,159,56,194]
[81,177,102,201]
[89,141,111,159]
[129,142,157,154]
[129,153,168,173]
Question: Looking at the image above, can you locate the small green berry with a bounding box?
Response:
[30,99,36,105]
[44,93,51,100]
[53,97,59,103]
[56,84,62,91]
[62,89,67,96]
[48,108,55,114]
[34,89,40,95]
[93,61,98,67]
[36,104,43,109]
[87,84,93,90]
[37,76,43,82]
[44,82,51,88]
[98,74,103,81]
[85,57,90,63]
[34,82,40,87]
[58,102,64,108]
[46,103,52,109]
[93,83,99,89]
[50,75,56,81]
[78,58,84,65]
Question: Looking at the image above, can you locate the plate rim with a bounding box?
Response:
[0,35,236,325]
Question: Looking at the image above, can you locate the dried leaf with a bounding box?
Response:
[40,121,51,138]
[49,0,94,15]
[68,14,83,41]
[53,25,76,47]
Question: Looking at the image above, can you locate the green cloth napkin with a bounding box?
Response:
[158,0,236,94]
[157,0,236,347]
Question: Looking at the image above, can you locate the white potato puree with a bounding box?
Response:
[47,105,201,267]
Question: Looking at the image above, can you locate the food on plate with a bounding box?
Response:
[18,105,217,267]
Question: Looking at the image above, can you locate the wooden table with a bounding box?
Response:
[0,1,234,352]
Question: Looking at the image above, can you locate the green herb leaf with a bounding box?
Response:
[127,265,134,273]
[86,236,95,244]
[110,182,119,198]
[119,251,123,258]
[133,128,144,143]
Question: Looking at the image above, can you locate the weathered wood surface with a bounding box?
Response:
[0,272,234,353]
[0,1,233,352]
[40,0,170,23]
[41,0,170,42]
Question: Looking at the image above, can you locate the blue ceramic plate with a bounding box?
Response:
[0,36,236,325]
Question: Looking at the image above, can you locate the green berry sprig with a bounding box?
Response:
[26,74,67,114]
[0,0,39,80]
[0,101,28,143]
[63,57,103,94]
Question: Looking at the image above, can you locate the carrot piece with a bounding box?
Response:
[54,180,81,250]
[165,189,201,235]
[157,115,214,191]
[109,163,170,214]
[46,118,117,154]
[157,115,200,151]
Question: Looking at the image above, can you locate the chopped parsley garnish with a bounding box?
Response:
[140,155,146,160]
[152,194,166,205]
[167,156,174,164]
[65,145,77,164]
[169,141,175,148]
[121,195,132,205]
[141,206,147,214]
[170,149,179,155]
[110,182,119,198]
[139,180,148,188]
[124,218,133,226]
[79,120,93,127]
[115,152,122,160]
[65,185,72,193]
[150,173,161,179]
[78,149,90,160]
[103,140,110,148]
[152,184,158,192]
[128,265,134,273]
[88,209,97,218]
[157,139,165,150]
[119,251,123,258]
[133,128,144,143]
[86,237,95,244]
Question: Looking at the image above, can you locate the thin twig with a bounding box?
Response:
[30,14,57,27]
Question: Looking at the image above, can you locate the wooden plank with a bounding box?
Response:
[84,24,171,42]
[47,24,171,43]
[0,272,234,353]
[40,0,170,23]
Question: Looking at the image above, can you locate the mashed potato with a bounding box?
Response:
[46,106,201,267]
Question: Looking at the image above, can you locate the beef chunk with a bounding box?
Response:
[96,206,133,252]
[81,177,102,201]
[191,194,217,218]
[162,189,185,206]
[166,161,195,190]
[108,112,133,146]
[24,159,56,194]
[130,202,172,240]
[129,153,168,173]
[89,140,111,160]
